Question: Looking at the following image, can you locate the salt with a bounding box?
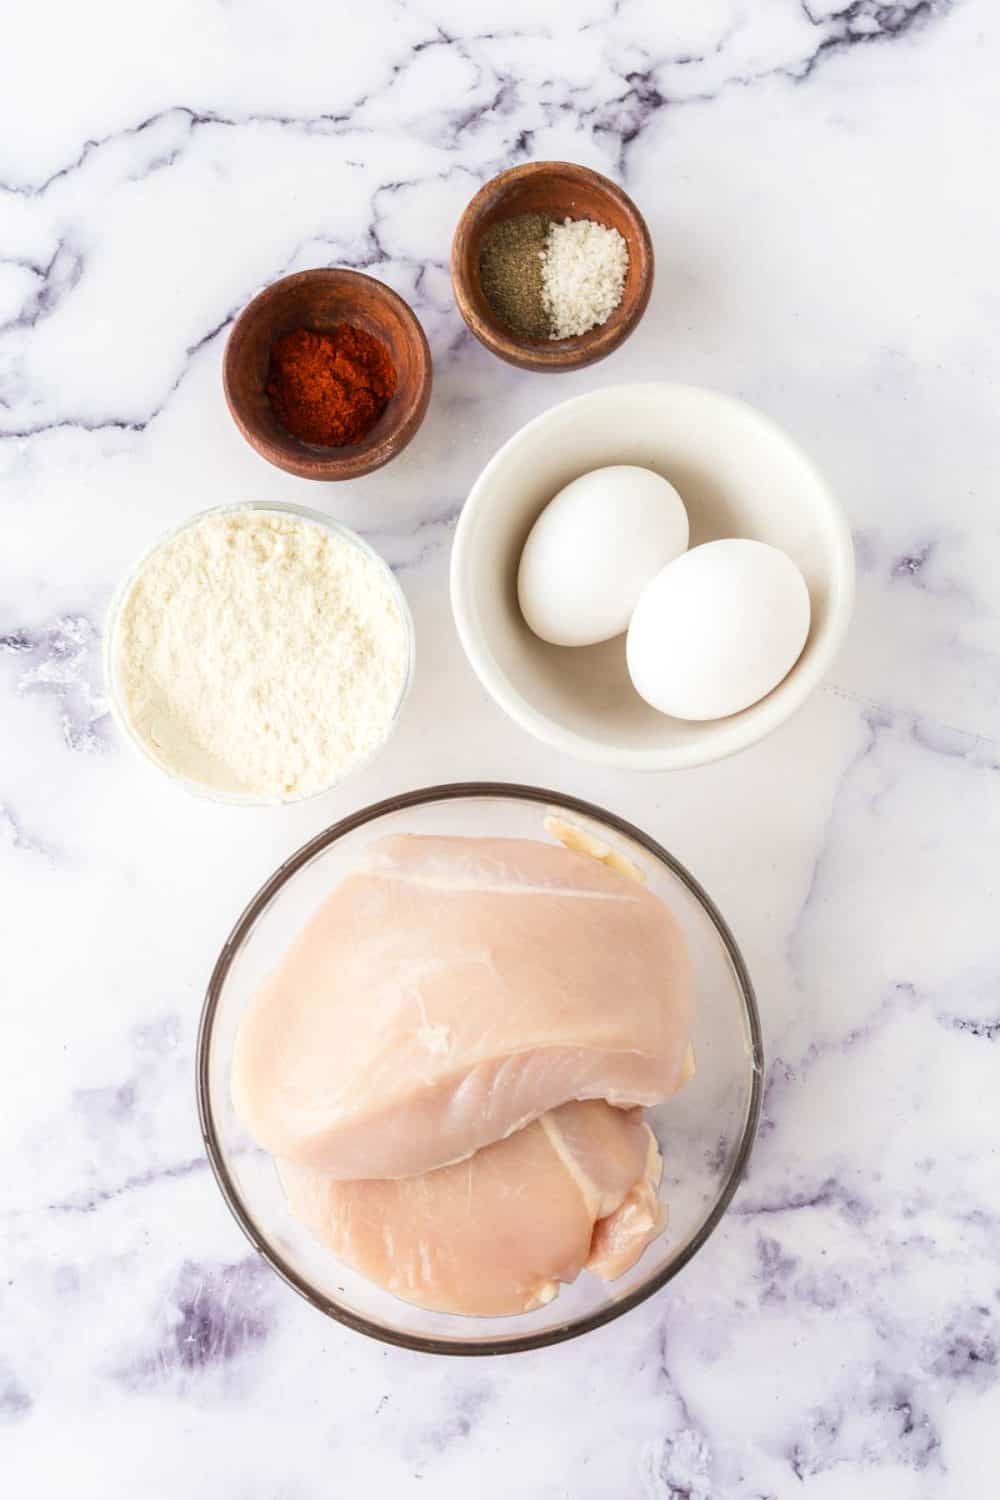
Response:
[540,218,629,339]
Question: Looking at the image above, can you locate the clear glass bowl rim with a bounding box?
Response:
[196,781,764,1355]
[103,500,415,806]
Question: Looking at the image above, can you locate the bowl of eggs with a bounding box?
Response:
[449,383,854,770]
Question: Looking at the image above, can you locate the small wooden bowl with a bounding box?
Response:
[223,269,432,480]
[451,162,654,373]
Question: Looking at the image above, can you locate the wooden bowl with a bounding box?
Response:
[223,269,432,480]
[451,162,654,373]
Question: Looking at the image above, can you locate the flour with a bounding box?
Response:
[113,509,409,800]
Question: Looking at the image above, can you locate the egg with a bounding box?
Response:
[517,466,689,647]
[626,539,811,720]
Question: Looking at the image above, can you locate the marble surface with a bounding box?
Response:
[3,1,999,1494]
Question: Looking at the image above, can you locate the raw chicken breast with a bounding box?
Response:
[278,1100,663,1315]
[233,834,692,1179]
[587,1127,667,1280]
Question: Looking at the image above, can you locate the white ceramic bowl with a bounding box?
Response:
[450,384,854,770]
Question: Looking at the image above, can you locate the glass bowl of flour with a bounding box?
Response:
[105,503,414,804]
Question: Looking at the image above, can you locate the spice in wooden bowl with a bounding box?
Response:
[267,325,397,447]
[478,213,629,342]
[453,162,652,372]
[479,213,553,339]
[224,268,431,479]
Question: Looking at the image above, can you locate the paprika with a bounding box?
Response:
[266,324,397,446]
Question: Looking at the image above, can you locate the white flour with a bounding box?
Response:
[114,509,409,800]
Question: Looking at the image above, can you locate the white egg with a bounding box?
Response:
[517,466,689,647]
[626,539,811,720]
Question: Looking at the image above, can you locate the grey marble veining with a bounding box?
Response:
[2,1,998,1495]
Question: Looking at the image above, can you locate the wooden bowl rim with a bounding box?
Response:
[223,268,432,481]
[451,161,654,373]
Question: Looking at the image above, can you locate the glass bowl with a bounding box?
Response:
[104,502,414,806]
[196,784,763,1354]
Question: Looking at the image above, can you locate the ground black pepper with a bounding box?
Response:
[478,212,553,339]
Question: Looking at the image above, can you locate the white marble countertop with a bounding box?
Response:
[3,1,998,1494]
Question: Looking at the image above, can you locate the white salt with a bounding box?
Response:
[540,218,629,339]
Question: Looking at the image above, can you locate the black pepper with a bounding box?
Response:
[478,212,553,339]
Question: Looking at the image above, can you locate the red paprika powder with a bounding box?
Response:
[266,324,397,446]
